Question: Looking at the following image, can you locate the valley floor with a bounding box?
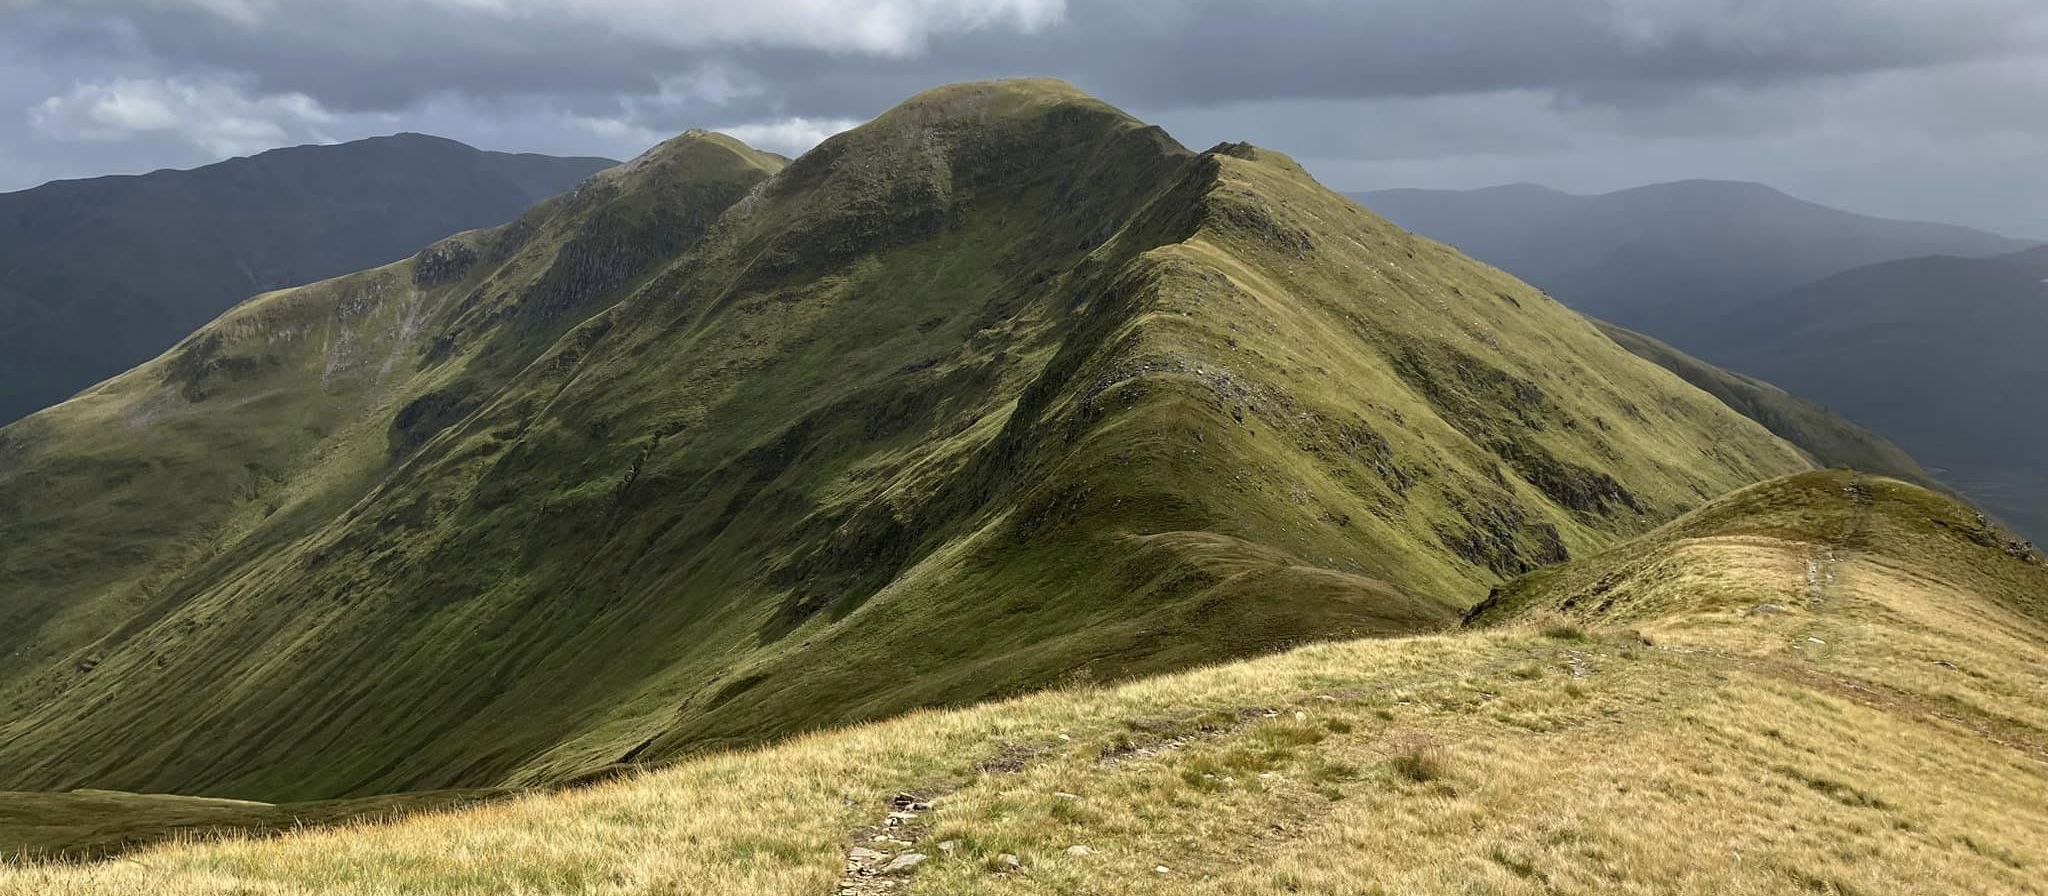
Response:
[5,473,2046,894]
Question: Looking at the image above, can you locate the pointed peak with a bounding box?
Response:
[569,129,785,209]
[622,129,786,179]
[1203,141,1305,172]
[890,77,1097,111]
[764,78,1189,205]
[835,78,1155,150]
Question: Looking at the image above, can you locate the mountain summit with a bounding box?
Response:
[0,80,1811,802]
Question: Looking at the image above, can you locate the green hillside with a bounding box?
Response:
[0,80,1811,805]
[1356,180,2046,544]
[8,471,2045,893]
[0,134,616,424]
[1468,470,2044,633]
[0,788,508,863]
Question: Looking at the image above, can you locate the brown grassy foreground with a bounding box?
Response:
[5,472,2045,894]
[0,788,512,864]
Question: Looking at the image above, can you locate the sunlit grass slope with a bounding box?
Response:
[0,788,507,863]
[0,80,1809,802]
[7,471,2044,894]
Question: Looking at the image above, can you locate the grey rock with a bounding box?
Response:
[883,853,928,874]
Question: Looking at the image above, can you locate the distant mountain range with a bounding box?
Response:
[0,134,616,424]
[1355,181,2033,332]
[1356,181,2045,540]
[1699,247,2048,540]
[1593,321,1933,489]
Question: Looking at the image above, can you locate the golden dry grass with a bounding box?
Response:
[6,477,2046,895]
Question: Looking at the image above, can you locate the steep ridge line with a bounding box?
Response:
[0,79,1813,805]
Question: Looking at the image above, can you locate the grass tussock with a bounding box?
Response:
[1540,621,1589,642]
[1385,738,1454,785]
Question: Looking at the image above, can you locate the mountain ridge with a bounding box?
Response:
[0,132,598,195]
[1353,179,2045,541]
[0,80,1814,803]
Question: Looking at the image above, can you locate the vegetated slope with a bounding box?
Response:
[1358,180,2045,539]
[1595,321,1934,486]
[0,134,616,424]
[0,128,786,784]
[7,471,2043,894]
[1689,247,2048,543]
[1354,181,2033,333]
[0,788,510,864]
[0,80,1810,804]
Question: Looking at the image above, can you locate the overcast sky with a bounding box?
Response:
[4,0,2045,237]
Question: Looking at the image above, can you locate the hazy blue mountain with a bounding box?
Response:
[1354,180,2033,332]
[0,134,615,424]
[1593,320,1934,489]
[1696,247,2048,541]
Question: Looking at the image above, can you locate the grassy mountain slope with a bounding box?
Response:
[0,788,509,864]
[8,471,2044,893]
[1358,180,2045,540]
[1355,180,2033,333]
[1595,321,1934,485]
[0,80,1809,804]
[0,134,616,424]
[0,129,784,736]
[1691,248,2048,542]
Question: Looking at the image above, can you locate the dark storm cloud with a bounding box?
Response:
[3,0,2046,235]
[15,0,2042,122]
[760,0,2041,115]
